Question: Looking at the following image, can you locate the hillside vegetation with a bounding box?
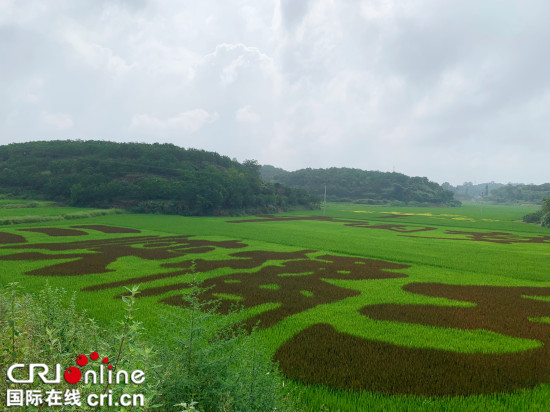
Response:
[0,141,318,215]
[488,183,550,204]
[261,166,460,206]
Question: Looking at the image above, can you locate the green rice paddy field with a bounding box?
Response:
[1,202,550,411]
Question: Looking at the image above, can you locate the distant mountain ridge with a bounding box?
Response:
[0,141,318,215]
[261,166,460,206]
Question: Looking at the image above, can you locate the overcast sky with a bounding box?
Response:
[1,0,549,185]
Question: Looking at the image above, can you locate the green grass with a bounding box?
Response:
[0,201,549,410]
[0,206,89,216]
[0,199,52,207]
[0,207,123,226]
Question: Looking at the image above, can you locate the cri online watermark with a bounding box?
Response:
[5,352,145,408]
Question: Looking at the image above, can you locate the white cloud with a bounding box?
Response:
[62,27,134,75]
[360,0,395,21]
[130,109,219,133]
[41,112,73,130]
[21,77,44,104]
[198,43,280,90]
[240,6,266,32]
[236,106,260,124]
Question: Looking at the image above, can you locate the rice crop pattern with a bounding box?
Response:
[0,230,246,276]
[406,230,550,244]
[1,228,409,332]
[230,215,550,243]
[84,250,317,292]
[158,253,409,330]
[0,231,27,244]
[19,227,88,236]
[229,215,437,233]
[2,219,550,402]
[275,282,550,396]
[70,225,141,233]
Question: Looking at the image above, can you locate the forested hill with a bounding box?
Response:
[0,141,318,215]
[261,166,460,206]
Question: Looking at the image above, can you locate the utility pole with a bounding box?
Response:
[480,191,483,215]
[323,184,327,216]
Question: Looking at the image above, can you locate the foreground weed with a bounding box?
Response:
[0,283,161,411]
[156,271,286,412]
[0,282,23,361]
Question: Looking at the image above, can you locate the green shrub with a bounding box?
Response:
[523,199,550,225]
[523,210,543,223]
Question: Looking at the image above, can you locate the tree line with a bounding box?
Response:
[487,183,550,204]
[442,181,505,201]
[261,166,460,206]
[0,141,318,215]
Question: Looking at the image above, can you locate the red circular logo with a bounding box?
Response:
[76,354,88,366]
[64,367,82,384]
